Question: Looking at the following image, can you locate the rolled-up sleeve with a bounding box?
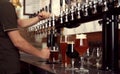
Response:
[0,2,18,32]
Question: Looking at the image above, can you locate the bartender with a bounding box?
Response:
[0,0,50,74]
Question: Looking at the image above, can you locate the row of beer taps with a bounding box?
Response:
[58,0,120,27]
[27,0,120,41]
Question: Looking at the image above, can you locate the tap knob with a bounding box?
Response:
[76,2,81,19]
[88,1,92,12]
[60,11,64,24]
[114,0,120,8]
[70,5,75,21]
[65,6,69,22]
[52,15,55,27]
[44,20,48,35]
[102,0,108,12]
[84,3,88,16]
[92,1,97,14]
[48,18,52,28]
[47,18,52,33]
[96,0,102,13]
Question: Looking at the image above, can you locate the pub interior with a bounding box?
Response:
[9,0,120,74]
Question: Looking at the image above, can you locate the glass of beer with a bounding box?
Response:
[74,34,89,73]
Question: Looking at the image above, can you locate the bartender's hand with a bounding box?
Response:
[38,11,51,20]
[39,47,50,59]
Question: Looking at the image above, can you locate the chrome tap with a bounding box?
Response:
[84,3,88,16]
[65,5,69,22]
[70,5,75,21]
[60,10,64,24]
[92,1,97,14]
[76,2,81,19]
[102,0,108,12]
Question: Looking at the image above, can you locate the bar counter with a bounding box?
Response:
[20,52,120,74]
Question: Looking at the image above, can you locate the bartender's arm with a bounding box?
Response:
[15,11,50,59]
[17,11,50,27]
[8,30,50,59]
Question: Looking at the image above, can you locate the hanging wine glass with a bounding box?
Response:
[74,34,89,73]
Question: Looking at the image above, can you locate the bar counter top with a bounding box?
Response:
[20,52,120,74]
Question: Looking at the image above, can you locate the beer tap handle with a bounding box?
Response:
[114,0,120,8]
[102,0,108,12]
[84,3,88,16]
[70,5,74,21]
[49,0,52,13]
[45,6,48,12]
[65,8,69,22]
[92,1,97,14]
[65,0,71,5]
[52,15,55,27]
[60,0,63,7]
[76,2,81,19]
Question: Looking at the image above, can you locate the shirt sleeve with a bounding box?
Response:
[0,2,18,32]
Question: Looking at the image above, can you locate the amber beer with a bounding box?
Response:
[60,42,70,67]
[50,49,59,63]
[74,39,88,56]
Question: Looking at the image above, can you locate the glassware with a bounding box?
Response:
[49,48,59,63]
[66,41,79,70]
[74,34,89,73]
[95,42,102,69]
[85,41,95,67]
[60,35,71,67]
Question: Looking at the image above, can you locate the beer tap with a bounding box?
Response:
[76,0,81,19]
[102,0,108,12]
[60,12,64,24]
[48,17,52,35]
[44,19,48,38]
[84,3,88,16]
[38,24,42,38]
[96,0,103,13]
[70,5,75,21]
[64,0,71,23]
[118,0,120,7]
[47,17,52,48]
[47,0,52,36]
[40,22,44,38]
[64,5,69,23]
[43,21,47,38]
[52,14,56,44]
[51,15,56,31]
[44,6,49,38]
[49,0,52,13]
[92,1,97,14]
[46,25,51,49]
[60,0,64,24]
[88,1,93,15]
[70,0,77,20]
[114,0,120,8]
[47,0,53,48]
